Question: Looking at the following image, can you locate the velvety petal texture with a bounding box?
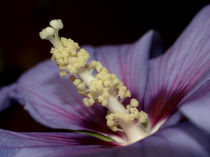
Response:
[144,5,210,126]
[95,30,162,107]
[180,80,210,134]
[9,60,112,134]
[0,85,15,111]
[82,122,210,157]
[0,129,113,157]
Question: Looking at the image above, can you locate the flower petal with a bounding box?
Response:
[95,30,162,106]
[180,80,210,134]
[0,129,113,157]
[0,85,15,111]
[144,5,210,126]
[8,60,113,134]
[82,122,210,157]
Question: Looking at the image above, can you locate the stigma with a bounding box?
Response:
[40,19,150,145]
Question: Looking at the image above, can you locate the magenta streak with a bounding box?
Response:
[127,45,135,91]
[28,99,99,131]
[56,77,95,117]
[150,63,209,126]
[0,145,71,149]
[30,134,81,143]
[167,21,209,93]
[117,47,127,84]
[166,29,189,84]
[49,92,84,120]
[183,63,210,93]
[28,98,81,123]
[172,55,208,94]
[148,47,196,124]
[53,92,103,126]
[180,36,210,87]
[153,59,163,97]
[169,33,209,94]
[52,92,87,118]
[156,55,162,93]
[18,86,82,122]
[154,60,162,95]
[145,65,157,113]
[164,38,184,91]
[150,65,156,96]
[169,36,210,94]
[166,64,208,114]
[148,20,210,124]
[148,65,156,99]
[29,96,107,133]
[160,49,171,93]
[3,131,72,145]
[56,77,111,132]
[185,81,210,101]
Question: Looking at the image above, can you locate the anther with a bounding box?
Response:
[39,27,54,40]
[50,19,63,30]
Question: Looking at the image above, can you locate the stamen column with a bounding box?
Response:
[40,19,149,144]
[78,66,148,144]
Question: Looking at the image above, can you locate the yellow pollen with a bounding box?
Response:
[139,111,148,123]
[40,19,149,144]
[130,98,139,107]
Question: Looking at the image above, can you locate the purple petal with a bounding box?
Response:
[180,80,210,134]
[144,5,210,126]
[160,110,183,129]
[0,85,15,111]
[0,129,114,157]
[8,60,113,134]
[95,30,162,106]
[82,122,210,157]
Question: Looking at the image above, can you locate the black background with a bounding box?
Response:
[0,0,209,132]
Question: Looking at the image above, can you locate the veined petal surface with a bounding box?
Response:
[8,60,112,134]
[144,5,210,126]
[180,80,210,134]
[0,129,113,157]
[95,30,162,107]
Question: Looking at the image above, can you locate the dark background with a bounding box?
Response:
[0,0,209,132]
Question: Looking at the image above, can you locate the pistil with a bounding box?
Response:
[39,19,149,145]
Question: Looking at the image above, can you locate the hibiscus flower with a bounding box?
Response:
[0,5,210,157]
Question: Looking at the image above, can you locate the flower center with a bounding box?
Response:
[40,19,155,145]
